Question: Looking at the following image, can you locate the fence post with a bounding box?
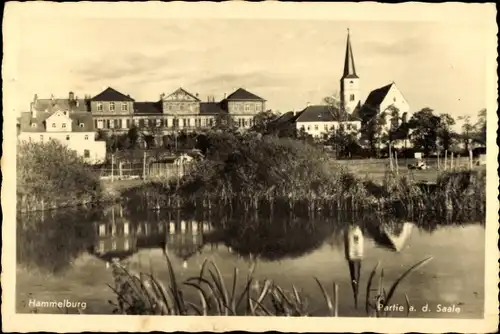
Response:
[469,149,473,170]
[111,154,114,183]
[119,161,123,179]
[450,152,454,171]
[143,151,146,180]
[444,150,448,171]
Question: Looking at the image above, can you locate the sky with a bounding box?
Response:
[5,3,496,126]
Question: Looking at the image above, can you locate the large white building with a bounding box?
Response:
[17,94,106,164]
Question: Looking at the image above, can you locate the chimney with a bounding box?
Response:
[69,91,75,101]
[75,97,80,107]
[50,94,55,105]
[195,93,199,98]
[224,93,227,99]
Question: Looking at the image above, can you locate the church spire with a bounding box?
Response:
[342,28,358,79]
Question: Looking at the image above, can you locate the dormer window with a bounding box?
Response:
[31,123,37,128]
[393,97,397,102]
[62,123,67,128]
[110,102,115,112]
[52,123,56,128]
[79,123,85,128]
[97,102,103,112]
[121,103,128,111]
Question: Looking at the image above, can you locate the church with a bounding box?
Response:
[284,30,411,141]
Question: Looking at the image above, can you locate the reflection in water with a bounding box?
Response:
[344,225,364,309]
[16,202,485,316]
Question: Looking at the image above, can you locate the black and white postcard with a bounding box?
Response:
[2,2,498,332]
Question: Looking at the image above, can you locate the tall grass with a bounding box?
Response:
[109,254,432,317]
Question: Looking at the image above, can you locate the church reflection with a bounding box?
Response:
[344,225,364,309]
[342,220,414,309]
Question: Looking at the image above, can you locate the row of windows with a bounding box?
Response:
[164,103,199,112]
[94,118,216,129]
[37,134,89,141]
[232,103,263,112]
[96,102,129,112]
[302,123,358,131]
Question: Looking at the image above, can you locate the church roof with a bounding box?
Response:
[91,87,135,102]
[342,30,358,79]
[364,83,394,108]
[225,88,266,101]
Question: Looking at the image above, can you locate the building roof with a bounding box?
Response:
[32,98,90,113]
[199,102,228,115]
[342,30,359,79]
[364,83,394,108]
[273,111,297,125]
[225,88,265,101]
[134,101,163,115]
[164,87,201,102]
[294,105,361,123]
[19,111,95,133]
[91,87,135,102]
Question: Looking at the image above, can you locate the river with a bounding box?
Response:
[16,203,485,318]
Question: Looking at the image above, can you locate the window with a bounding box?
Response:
[183,119,187,127]
[52,123,56,128]
[307,126,311,130]
[110,102,115,112]
[180,104,184,111]
[84,149,90,158]
[347,124,352,130]
[112,240,117,250]
[352,124,358,130]
[84,135,89,140]
[79,123,84,128]
[97,120,103,129]
[314,125,319,130]
[324,124,328,130]
[126,119,131,128]
[156,119,161,127]
[164,119,169,128]
[121,103,128,111]
[66,135,70,141]
[245,104,250,112]
[393,97,397,102]
[97,102,103,112]
[256,103,262,112]
[350,94,355,101]
[62,123,67,128]
[350,80,354,84]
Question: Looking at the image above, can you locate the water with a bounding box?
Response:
[16,203,485,318]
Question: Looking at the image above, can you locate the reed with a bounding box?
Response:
[109,254,432,317]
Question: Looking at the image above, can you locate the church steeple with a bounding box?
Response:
[340,29,361,113]
[342,28,358,79]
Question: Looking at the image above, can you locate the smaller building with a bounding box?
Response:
[18,93,106,164]
[291,105,361,139]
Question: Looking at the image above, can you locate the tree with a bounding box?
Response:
[361,109,388,157]
[436,113,456,152]
[474,108,487,146]
[127,126,140,149]
[251,110,280,134]
[458,115,474,152]
[212,112,237,132]
[325,125,361,158]
[407,108,441,155]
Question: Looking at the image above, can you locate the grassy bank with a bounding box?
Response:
[120,133,486,216]
[109,254,432,316]
[17,141,106,212]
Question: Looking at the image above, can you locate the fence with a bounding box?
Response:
[95,162,190,181]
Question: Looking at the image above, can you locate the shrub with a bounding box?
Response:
[17,141,102,211]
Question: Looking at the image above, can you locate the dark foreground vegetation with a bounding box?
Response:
[122,131,486,217]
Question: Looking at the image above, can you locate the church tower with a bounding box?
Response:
[340,29,361,114]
